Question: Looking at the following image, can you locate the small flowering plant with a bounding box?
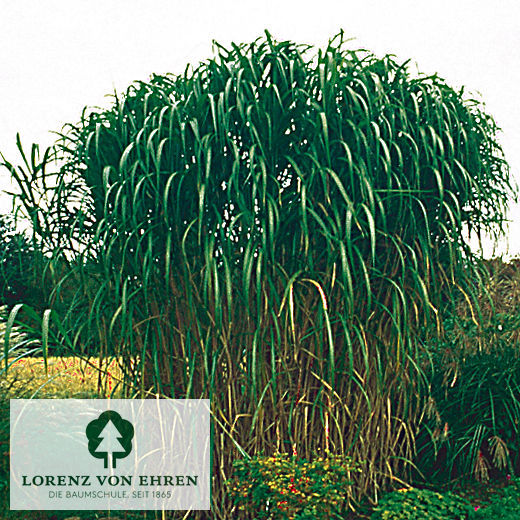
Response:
[227,452,360,519]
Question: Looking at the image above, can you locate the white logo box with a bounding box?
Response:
[10,399,210,510]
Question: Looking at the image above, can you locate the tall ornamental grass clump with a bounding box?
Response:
[2,32,514,517]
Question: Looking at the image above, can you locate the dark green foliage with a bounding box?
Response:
[370,488,471,520]
[0,214,43,308]
[470,478,520,519]
[419,344,520,482]
[417,261,520,483]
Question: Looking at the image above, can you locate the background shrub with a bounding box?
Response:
[417,259,520,482]
[0,214,43,309]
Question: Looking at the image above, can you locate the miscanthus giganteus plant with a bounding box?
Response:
[2,31,515,517]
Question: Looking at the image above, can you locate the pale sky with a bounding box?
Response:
[1,0,520,257]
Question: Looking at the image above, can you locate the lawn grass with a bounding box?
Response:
[2,356,124,399]
[0,356,154,520]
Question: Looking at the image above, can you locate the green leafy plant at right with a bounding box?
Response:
[470,477,520,519]
[370,488,471,520]
[416,260,520,483]
[420,345,520,481]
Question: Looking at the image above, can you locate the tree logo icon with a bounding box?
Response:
[86,411,134,469]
